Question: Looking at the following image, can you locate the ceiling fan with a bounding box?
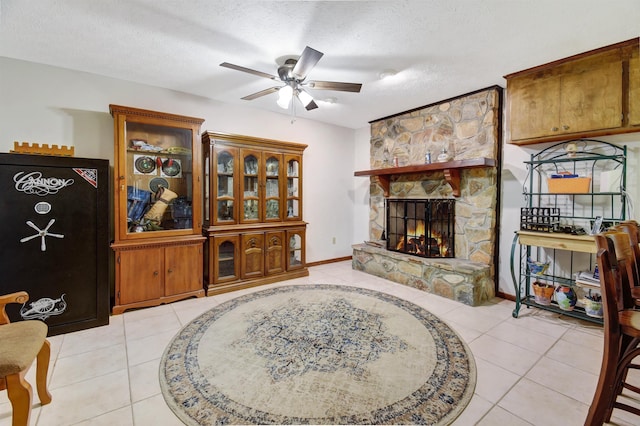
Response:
[220,46,362,111]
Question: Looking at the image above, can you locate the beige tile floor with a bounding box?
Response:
[1,260,638,425]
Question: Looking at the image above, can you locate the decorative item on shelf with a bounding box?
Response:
[161,158,182,177]
[11,141,75,157]
[149,177,169,193]
[134,155,156,174]
[547,171,591,194]
[565,141,578,158]
[436,147,451,163]
[532,282,554,305]
[583,292,603,318]
[425,150,432,164]
[555,285,577,311]
[520,207,560,232]
[143,187,178,227]
[527,257,550,276]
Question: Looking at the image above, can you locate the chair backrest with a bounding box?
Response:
[603,231,636,310]
[0,291,29,325]
[618,220,640,285]
[595,234,623,336]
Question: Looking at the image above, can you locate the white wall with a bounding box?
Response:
[0,57,357,263]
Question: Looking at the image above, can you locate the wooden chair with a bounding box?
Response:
[585,233,640,425]
[616,221,640,300]
[0,292,52,426]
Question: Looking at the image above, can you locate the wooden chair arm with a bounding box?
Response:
[0,291,29,325]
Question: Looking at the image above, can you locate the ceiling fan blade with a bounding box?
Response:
[241,87,281,100]
[307,80,362,92]
[292,46,323,80]
[305,100,319,111]
[220,62,278,80]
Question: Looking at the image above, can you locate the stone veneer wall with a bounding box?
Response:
[353,86,502,305]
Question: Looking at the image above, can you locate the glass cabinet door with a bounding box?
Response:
[241,150,260,223]
[214,235,240,283]
[214,146,238,225]
[285,154,302,220]
[264,153,282,221]
[123,121,196,235]
[286,228,305,270]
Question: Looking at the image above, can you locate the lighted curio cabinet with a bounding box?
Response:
[202,131,308,294]
[109,105,206,314]
[506,38,639,145]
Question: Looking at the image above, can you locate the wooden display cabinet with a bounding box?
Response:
[202,132,308,295]
[110,105,206,314]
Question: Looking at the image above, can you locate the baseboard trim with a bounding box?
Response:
[306,256,352,267]
[496,291,515,301]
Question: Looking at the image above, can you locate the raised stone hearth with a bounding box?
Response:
[354,86,502,306]
[352,243,493,306]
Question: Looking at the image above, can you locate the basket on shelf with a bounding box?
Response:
[547,175,591,194]
[532,282,554,305]
[527,257,550,276]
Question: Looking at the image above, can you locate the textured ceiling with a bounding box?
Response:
[1,0,639,129]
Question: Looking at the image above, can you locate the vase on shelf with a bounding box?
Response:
[555,285,577,311]
[583,293,603,318]
[532,281,554,305]
[436,147,451,163]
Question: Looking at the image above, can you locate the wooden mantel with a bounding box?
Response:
[354,157,497,197]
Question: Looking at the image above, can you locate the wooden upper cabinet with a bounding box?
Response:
[559,51,622,133]
[506,38,638,145]
[629,46,640,126]
[509,71,561,140]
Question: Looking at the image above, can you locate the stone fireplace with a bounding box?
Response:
[353,86,503,306]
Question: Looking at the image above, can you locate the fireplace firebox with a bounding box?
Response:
[386,199,455,258]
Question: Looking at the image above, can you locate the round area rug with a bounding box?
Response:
[160,284,476,425]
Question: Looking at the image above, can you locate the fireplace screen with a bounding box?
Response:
[386,199,455,258]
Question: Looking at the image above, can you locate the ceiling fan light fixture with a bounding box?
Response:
[277,85,293,109]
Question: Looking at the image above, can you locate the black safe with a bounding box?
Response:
[0,153,109,336]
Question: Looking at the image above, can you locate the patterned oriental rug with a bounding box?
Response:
[160,284,476,425]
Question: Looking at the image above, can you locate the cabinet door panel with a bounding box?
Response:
[286,229,306,271]
[264,152,283,222]
[509,73,561,140]
[164,244,202,296]
[213,146,239,225]
[560,52,622,133]
[629,49,640,126]
[213,235,240,284]
[240,149,262,223]
[284,154,302,221]
[241,233,264,279]
[118,248,163,304]
[265,231,285,275]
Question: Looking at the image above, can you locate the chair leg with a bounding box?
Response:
[35,339,52,405]
[6,371,32,426]
[604,346,640,423]
[585,334,621,425]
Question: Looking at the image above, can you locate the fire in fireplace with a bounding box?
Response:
[386,199,455,258]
